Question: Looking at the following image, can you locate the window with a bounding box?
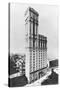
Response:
[30,12,33,18]
[35,15,37,20]
[35,41,36,47]
[25,23,28,36]
[30,22,33,35]
[30,40,33,48]
[35,24,36,35]
[36,25,38,35]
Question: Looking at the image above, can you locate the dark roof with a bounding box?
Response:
[25,7,39,16]
[38,34,47,40]
[49,59,58,67]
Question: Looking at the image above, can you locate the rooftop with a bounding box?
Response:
[38,34,47,40]
[25,7,39,16]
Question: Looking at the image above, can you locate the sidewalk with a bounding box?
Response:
[25,71,51,87]
[9,72,21,79]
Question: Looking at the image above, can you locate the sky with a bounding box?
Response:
[10,3,59,59]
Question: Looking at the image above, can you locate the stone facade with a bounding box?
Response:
[25,7,47,83]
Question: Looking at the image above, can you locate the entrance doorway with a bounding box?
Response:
[39,72,41,78]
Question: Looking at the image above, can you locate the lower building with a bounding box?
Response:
[9,54,25,78]
[49,59,58,69]
[38,34,47,77]
[29,35,47,83]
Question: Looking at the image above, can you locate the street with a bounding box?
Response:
[26,70,51,87]
[26,68,58,87]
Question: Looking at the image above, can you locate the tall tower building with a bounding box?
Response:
[25,7,39,83]
[25,7,47,83]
